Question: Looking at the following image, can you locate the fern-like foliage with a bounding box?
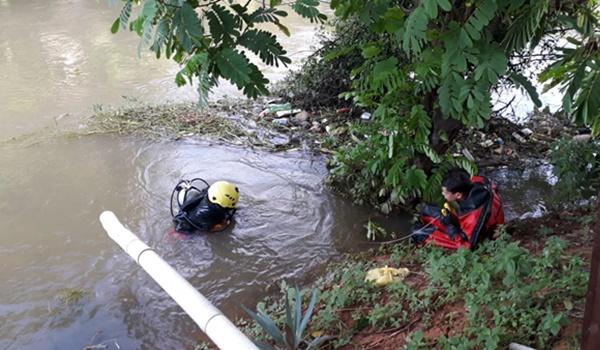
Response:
[501,0,550,51]
[238,29,291,67]
[540,25,600,134]
[293,0,327,24]
[110,0,327,101]
[509,72,542,107]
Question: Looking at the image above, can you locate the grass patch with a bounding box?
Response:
[240,226,589,349]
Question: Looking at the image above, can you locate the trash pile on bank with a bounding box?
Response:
[457,107,592,167]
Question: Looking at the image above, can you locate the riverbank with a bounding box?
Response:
[81,98,594,349]
[236,204,594,350]
[81,97,583,162]
[81,98,330,151]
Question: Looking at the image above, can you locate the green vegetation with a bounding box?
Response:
[244,287,331,350]
[109,0,326,104]
[243,228,589,349]
[112,0,600,207]
[273,17,382,111]
[322,0,600,206]
[549,138,600,203]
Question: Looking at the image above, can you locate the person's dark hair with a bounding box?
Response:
[442,168,473,196]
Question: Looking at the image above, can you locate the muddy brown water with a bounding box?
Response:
[1,136,403,349]
[0,1,412,349]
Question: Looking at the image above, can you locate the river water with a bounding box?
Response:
[0,1,405,349]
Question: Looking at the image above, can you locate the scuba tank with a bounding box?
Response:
[170,178,210,232]
[170,178,236,233]
[170,178,210,218]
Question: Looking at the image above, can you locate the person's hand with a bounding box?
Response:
[440,203,454,226]
[440,203,466,241]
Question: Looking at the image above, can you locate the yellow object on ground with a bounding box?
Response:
[365,266,410,286]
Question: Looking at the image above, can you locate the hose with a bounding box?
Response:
[170,178,210,218]
[365,214,441,245]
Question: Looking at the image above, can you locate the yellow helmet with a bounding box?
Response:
[208,181,239,208]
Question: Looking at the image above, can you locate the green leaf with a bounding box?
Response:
[509,72,542,107]
[238,29,291,67]
[438,81,452,116]
[242,64,270,98]
[462,0,497,44]
[292,287,301,346]
[141,0,157,20]
[215,48,252,86]
[402,6,428,55]
[324,45,355,61]
[250,7,288,23]
[175,72,186,87]
[196,66,215,108]
[423,0,439,18]
[243,305,287,347]
[361,43,381,59]
[111,18,120,34]
[150,19,170,58]
[419,145,442,163]
[284,290,294,346]
[293,0,327,24]
[275,22,291,36]
[371,57,402,91]
[438,0,452,12]
[381,7,405,33]
[207,4,239,45]
[298,289,318,343]
[181,2,203,38]
[502,0,549,51]
[473,44,507,84]
[573,70,600,126]
[405,167,427,190]
[138,18,155,57]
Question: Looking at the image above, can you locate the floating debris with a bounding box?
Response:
[275,109,302,118]
[512,132,527,144]
[573,134,592,143]
[480,139,494,148]
[272,118,290,126]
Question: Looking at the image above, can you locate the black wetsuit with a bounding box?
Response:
[173,190,235,233]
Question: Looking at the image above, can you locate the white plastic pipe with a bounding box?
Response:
[100,211,259,350]
[508,343,536,350]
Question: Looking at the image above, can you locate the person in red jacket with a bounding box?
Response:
[411,168,505,250]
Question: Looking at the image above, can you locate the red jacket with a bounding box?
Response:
[420,176,505,250]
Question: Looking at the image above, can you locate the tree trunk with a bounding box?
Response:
[413,92,463,175]
[423,91,463,155]
[581,199,600,349]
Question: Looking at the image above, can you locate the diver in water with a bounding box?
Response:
[171,179,239,233]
